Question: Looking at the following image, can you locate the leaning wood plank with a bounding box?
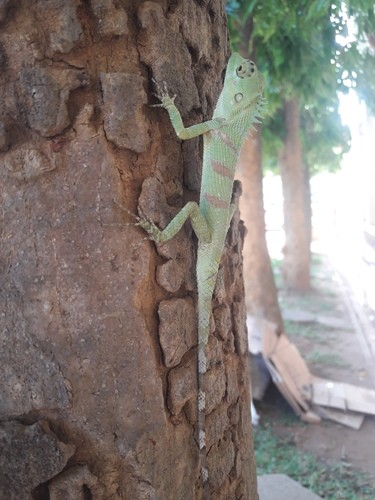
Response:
[312,378,375,416]
[263,358,320,423]
[313,405,365,430]
[262,323,320,421]
[264,330,312,409]
[262,321,313,402]
[270,334,313,404]
[263,358,303,415]
[262,326,309,412]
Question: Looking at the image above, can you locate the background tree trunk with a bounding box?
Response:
[0,1,258,498]
[279,97,311,290]
[236,34,283,403]
[237,130,283,401]
[238,131,283,332]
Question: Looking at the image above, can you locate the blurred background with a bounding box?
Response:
[227,3,375,496]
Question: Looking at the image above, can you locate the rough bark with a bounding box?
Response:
[279,97,311,290]
[237,130,283,333]
[0,1,258,499]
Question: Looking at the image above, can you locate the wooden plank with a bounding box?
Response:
[260,320,371,428]
[264,359,321,422]
[263,358,303,416]
[262,322,313,403]
[262,325,320,420]
[270,334,313,404]
[313,405,365,430]
[263,331,312,410]
[312,378,375,416]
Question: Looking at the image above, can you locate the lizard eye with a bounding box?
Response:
[235,93,243,103]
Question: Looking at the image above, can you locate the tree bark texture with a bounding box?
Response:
[279,98,311,290]
[237,130,283,333]
[0,1,258,499]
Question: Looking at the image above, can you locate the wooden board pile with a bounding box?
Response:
[260,320,375,430]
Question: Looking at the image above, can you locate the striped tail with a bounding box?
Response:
[198,341,209,499]
[197,247,222,499]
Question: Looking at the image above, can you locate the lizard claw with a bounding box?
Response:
[113,198,140,222]
[151,78,176,109]
[113,199,162,243]
[136,207,161,240]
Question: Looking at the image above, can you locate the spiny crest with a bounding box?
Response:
[234,94,266,134]
[220,93,265,151]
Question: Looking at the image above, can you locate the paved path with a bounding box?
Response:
[258,474,322,500]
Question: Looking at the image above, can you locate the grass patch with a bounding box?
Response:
[284,320,329,341]
[279,290,338,315]
[255,424,375,499]
[305,350,351,368]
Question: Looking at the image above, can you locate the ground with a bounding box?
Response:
[254,252,375,498]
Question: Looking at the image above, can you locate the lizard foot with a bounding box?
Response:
[150,79,176,109]
[136,206,164,242]
[113,199,162,244]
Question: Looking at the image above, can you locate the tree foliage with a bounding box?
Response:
[227,0,375,173]
[301,97,351,174]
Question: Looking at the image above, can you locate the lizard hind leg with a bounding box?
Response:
[113,198,211,244]
[112,199,159,249]
[138,201,212,245]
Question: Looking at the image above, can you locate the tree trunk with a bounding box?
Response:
[237,131,283,332]
[279,97,311,290]
[0,1,258,499]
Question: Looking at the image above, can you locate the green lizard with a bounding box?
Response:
[138,53,264,498]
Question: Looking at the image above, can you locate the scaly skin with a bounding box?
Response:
[139,53,264,499]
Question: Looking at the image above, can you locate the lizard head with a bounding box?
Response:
[219,53,264,120]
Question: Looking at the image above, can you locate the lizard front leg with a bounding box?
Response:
[152,80,226,140]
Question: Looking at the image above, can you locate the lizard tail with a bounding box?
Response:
[197,254,220,499]
[197,286,213,499]
[198,344,210,500]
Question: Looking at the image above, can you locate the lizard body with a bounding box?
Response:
[139,53,264,498]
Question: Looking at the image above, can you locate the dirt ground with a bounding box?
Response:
[256,252,375,487]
